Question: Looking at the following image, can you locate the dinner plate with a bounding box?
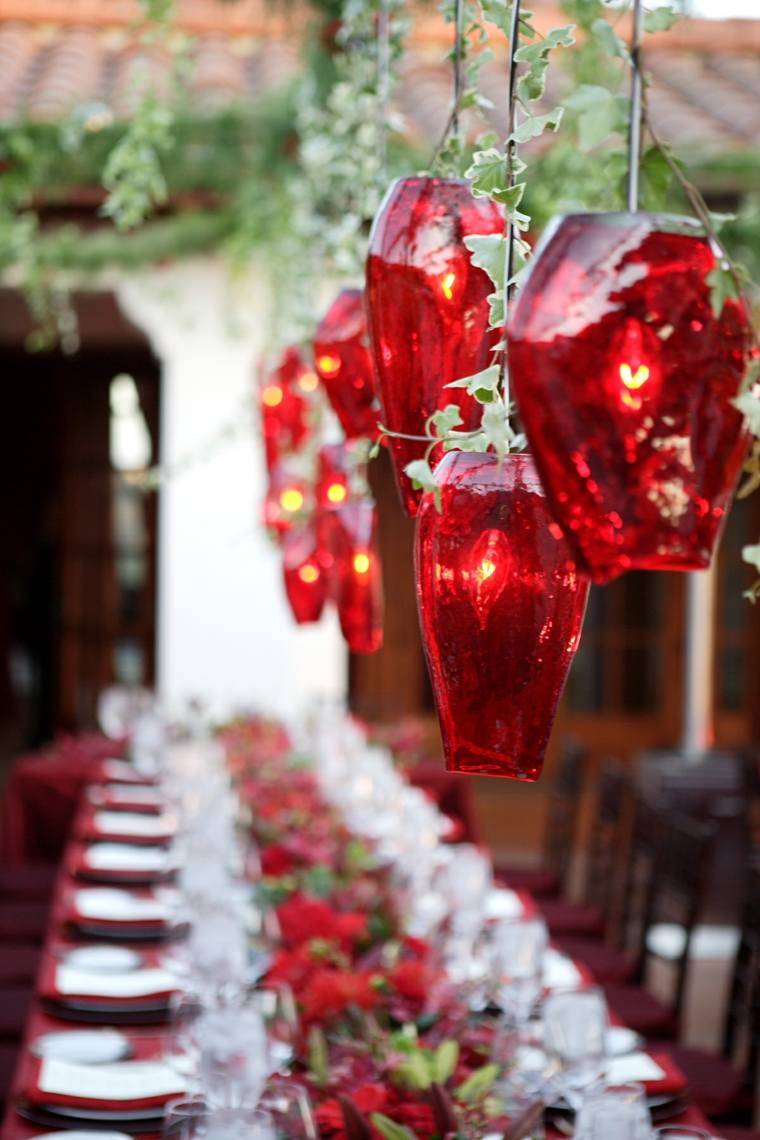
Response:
[61,946,143,973]
[28,1132,133,1139]
[31,1030,132,1064]
[17,1098,164,1134]
[546,1092,685,1119]
[42,997,170,1026]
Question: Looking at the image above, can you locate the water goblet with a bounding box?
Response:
[543,986,608,1107]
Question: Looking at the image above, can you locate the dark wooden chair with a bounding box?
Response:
[553,759,638,980]
[494,739,587,898]
[604,807,716,1040]
[658,861,760,1126]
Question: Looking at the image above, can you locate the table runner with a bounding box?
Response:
[0,717,721,1139]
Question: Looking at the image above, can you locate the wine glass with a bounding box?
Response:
[575,1082,651,1140]
[489,916,548,1027]
[543,987,608,1107]
[652,1130,712,1139]
[262,1078,318,1140]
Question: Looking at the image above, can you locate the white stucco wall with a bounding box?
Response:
[116,258,346,721]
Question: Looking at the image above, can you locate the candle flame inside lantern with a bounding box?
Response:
[440,271,457,301]
[262,385,283,408]
[280,488,304,513]
[353,552,371,575]
[299,370,319,392]
[317,354,341,378]
[298,563,319,584]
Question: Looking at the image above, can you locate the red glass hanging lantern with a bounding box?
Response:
[264,461,312,537]
[314,289,380,441]
[282,524,327,624]
[415,452,588,780]
[508,212,753,584]
[259,347,317,474]
[316,444,351,511]
[331,499,383,654]
[366,176,503,515]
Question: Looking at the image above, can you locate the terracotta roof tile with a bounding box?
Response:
[0,15,756,166]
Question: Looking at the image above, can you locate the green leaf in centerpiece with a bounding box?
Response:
[454,1062,500,1104]
[432,1040,459,1083]
[370,1114,419,1140]
[308,1026,329,1088]
[430,405,464,436]
[511,108,564,145]
[464,233,506,293]
[446,364,501,397]
[706,263,740,318]
[395,1050,433,1089]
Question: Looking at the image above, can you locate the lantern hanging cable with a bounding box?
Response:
[451,0,465,142]
[627,0,644,212]
[499,0,522,405]
[377,0,391,180]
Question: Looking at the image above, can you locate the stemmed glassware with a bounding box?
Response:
[575,1082,652,1140]
[543,987,609,1108]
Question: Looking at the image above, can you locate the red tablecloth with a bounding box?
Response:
[0,766,724,1140]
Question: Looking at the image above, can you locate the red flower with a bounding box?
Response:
[277,894,368,949]
[393,1102,437,1134]
[300,968,380,1021]
[261,843,297,876]
[389,959,440,1002]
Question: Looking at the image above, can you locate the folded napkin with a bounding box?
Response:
[62,888,172,930]
[82,844,172,875]
[81,810,177,845]
[40,961,177,1004]
[28,1056,187,1110]
[605,1050,688,1095]
[100,759,157,786]
[89,786,165,814]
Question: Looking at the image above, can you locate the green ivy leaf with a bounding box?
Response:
[432,1040,459,1083]
[454,1062,500,1104]
[743,543,760,574]
[481,395,510,463]
[734,391,760,437]
[446,364,501,395]
[404,459,441,511]
[706,263,740,318]
[465,147,508,199]
[464,233,507,293]
[514,25,575,106]
[370,1115,418,1140]
[644,5,681,33]
[431,405,464,435]
[565,86,626,151]
[590,17,629,60]
[511,107,564,144]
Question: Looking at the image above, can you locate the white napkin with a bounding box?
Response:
[605,1052,667,1083]
[92,785,165,807]
[55,965,177,999]
[73,889,168,922]
[84,844,170,873]
[93,811,176,838]
[485,888,524,919]
[38,1058,187,1102]
[102,760,149,784]
[543,948,583,989]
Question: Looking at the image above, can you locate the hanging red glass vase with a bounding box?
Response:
[314,289,380,441]
[282,524,327,624]
[259,346,317,473]
[415,452,588,780]
[263,460,312,538]
[366,176,503,515]
[331,499,383,654]
[508,212,753,584]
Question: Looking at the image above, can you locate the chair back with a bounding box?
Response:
[636,810,716,1020]
[583,758,631,927]
[722,861,760,1112]
[541,738,586,895]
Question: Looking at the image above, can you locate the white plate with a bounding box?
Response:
[73,889,168,923]
[62,947,142,974]
[606,1025,644,1056]
[31,1031,131,1064]
[29,1133,133,1139]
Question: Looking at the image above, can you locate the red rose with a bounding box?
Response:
[300,968,380,1021]
[261,843,297,876]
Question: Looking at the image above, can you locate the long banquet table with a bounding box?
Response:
[0,721,724,1140]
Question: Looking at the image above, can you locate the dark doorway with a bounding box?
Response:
[0,291,160,769]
